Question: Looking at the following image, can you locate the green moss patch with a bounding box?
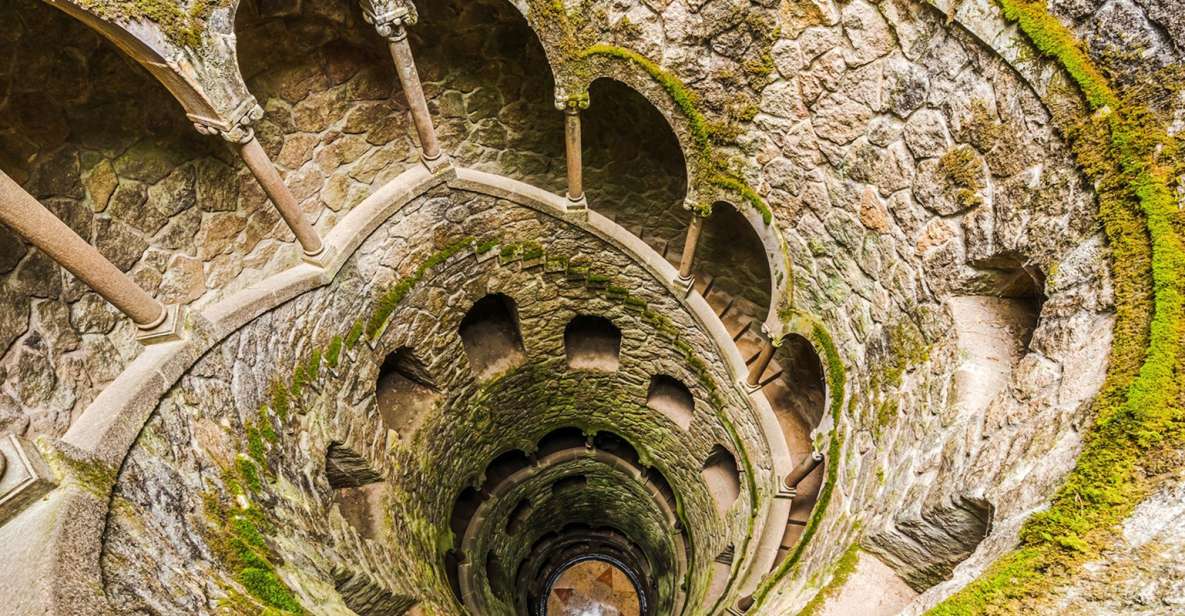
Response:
[78,0,226,47]
[926,1,1185,613]
[797,543,861,616]
[366,237,476,340]
[751,320,848,608]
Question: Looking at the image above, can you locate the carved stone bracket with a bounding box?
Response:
[191,97,265,144]
[0,434,57,526]
[553,86,590,112]
[360,0,419,39]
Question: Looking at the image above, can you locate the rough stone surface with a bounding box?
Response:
[1,0,1181,612]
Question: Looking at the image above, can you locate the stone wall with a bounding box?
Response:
[512,0,1112,609]
[0,0,731,443]
[100,186,774,614]
[5,0,1181,612]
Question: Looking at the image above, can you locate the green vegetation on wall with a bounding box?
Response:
[796,543,862,616]
[576,44,774,226]
[927,0,1185,613]
[78,0,226,47]
[750,319,848,609]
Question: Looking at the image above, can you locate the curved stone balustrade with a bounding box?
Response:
[0,161,812,614]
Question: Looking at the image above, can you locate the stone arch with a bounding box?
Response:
[535,426,588,458]
[694,200,775,347]
[40,0,256,132]
[765,334,828,450]
[375,346,439,441]
[701,445,741,518]
[506,498,532,535]
[564,314,622,372]
[646,374,695,431]
[458,292,527,380]
[412,0,566,191]
[592,430,640,467]
[481,449,533,492]
[582,76,691,257]
[449,485,484,548]
[560,63,795,334]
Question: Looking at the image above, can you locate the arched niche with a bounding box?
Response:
[444,550,464,604]
[486,552,508,599]
[592,431,640,467]
[552,474,587,494]
[233,0,398,183]
[564,314,622,372]
[459,293,526,380]
[583,77,690,257]
[536,426,587,458]
[482,449,532,492]
[411,0,564,192]
[762,333,830,566]
[449,486,483,547]
[506,498,532,535]
[701,445,741,518]
[646,374,695,431]
[765,334,827,454]
[694,201,774,346]
[644,467,678,514]
[376,347,439,441]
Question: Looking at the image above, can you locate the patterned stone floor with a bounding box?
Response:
[546,560,640,616]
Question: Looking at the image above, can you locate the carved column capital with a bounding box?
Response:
[361,0,419,40]
[191,98,264,144]
[554,87,590,112]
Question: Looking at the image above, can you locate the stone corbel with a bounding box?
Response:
[360,0,419,40]
[191,96,265,144]
[0,434,57,526]
[553,86,590,113]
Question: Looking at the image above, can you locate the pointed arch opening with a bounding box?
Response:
[564,314,622,372]
[701,445,741,518]
[459,293,526,380]
[584,77,690,257]
[646,374,694,431]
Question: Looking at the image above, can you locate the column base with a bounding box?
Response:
[675,274,695,297]
[565,193,588,211]
[136,304,185,345]
[301,244,334,268]
[420,150,452,175]
[738,376,763,395]
[0,434,57,526]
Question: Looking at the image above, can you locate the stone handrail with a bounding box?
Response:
[0,161,795,615]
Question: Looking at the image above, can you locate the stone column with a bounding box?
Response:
[236,136,325,258]
[565,108,583,201]
[678,214,705,282]
[388,30,440,162]
[784,451,824,492]
[364,2,442,164]
[0,170,170,334]
[746,338,776,388]
[555,92,589,209]
[195,102,325,261]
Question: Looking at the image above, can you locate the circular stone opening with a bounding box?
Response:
[545,558,644,616]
